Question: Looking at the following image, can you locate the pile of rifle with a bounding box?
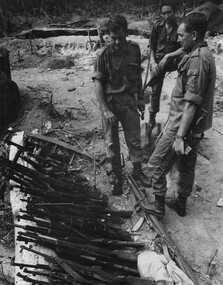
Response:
[1,134,146,285]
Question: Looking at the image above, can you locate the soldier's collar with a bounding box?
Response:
[157,18,177,27]
[111,42,129,55]
[191,41,208,52]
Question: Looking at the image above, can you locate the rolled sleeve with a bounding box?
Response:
[184,57,209,106]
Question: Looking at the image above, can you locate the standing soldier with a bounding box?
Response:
[145,13,216,219]
[148,3,181,131]
[93,15,151,195]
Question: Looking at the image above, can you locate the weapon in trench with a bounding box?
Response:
[21,244,138,278]
[126,174,199,285]
[20,245,96,285]
[91,238,146,248]
[18,230,137,264]
[22,268,77,284]
[16,212,131,242]
[18,206,130,239]
[17,272,51,285]
[9,222,88,242]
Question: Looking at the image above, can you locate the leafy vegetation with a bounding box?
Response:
[1,0,219,18]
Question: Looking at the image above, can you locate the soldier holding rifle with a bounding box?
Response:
[93,15,151,195]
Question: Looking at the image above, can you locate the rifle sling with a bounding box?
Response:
[54,256,95,284]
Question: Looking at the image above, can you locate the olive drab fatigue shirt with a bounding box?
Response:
[150,19,181,62]
[165,42,216,135]
[92,40,143,101]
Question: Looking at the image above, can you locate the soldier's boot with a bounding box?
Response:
[132,162,151,187]
[175,196,187,217]
[165,195,187,217]
[144,195,165,220]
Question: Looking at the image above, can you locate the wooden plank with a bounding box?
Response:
[27,133,93,160]
[9,131,54,285]
[13,27,150,39]
[14,28,98,39]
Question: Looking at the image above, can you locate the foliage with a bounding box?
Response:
[0,0,218,18]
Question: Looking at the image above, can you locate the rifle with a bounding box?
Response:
[3,158,88,193]
[17,210,132,241]
[10,223,88,242]
[127,174,199,285]
[91,238,145,248]
[20,245,96,284]
[31,202,133,219]
[142,21,154,94]
[16,214,91,241]
[109,275,154,285]
[22,205,124,226]
[21,244,138,276]
[22,268,91,284]
[17,272,51,285]
[12,262,57,271]
[18,231,137,263]
[60,259,114,282]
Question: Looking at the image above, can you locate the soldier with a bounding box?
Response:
[148,2,181,131]
[145,13,216,219]
[92,15,150,195]
[0,47,20,134]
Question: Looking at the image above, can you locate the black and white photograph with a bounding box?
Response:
[0,0,223,284]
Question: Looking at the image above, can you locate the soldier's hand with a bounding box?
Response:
[173,137,185,155]
[150,61,157,71]
[159,55,168,68]
[104,109,117,125]
[138,99,145,112]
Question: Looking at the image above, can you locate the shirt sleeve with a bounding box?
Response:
[92,52,107,82]
[184,55,209,106]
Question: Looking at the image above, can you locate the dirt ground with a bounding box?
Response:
[1,23,223,285]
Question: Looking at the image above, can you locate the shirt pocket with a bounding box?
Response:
[109,65,124,89]
[125,63,140,83]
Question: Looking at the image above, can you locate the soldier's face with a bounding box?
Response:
[177,23,195,52]
[161,6,174,23]
[110,29,127,51]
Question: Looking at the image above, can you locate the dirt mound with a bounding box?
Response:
[41,56,74,70]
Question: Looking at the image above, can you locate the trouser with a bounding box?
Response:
[149,56,181,114]
[149,73,165,114]
[101,93,143,174]
[148,129,201,198]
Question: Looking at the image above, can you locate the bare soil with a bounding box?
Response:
[1,23,223,285]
